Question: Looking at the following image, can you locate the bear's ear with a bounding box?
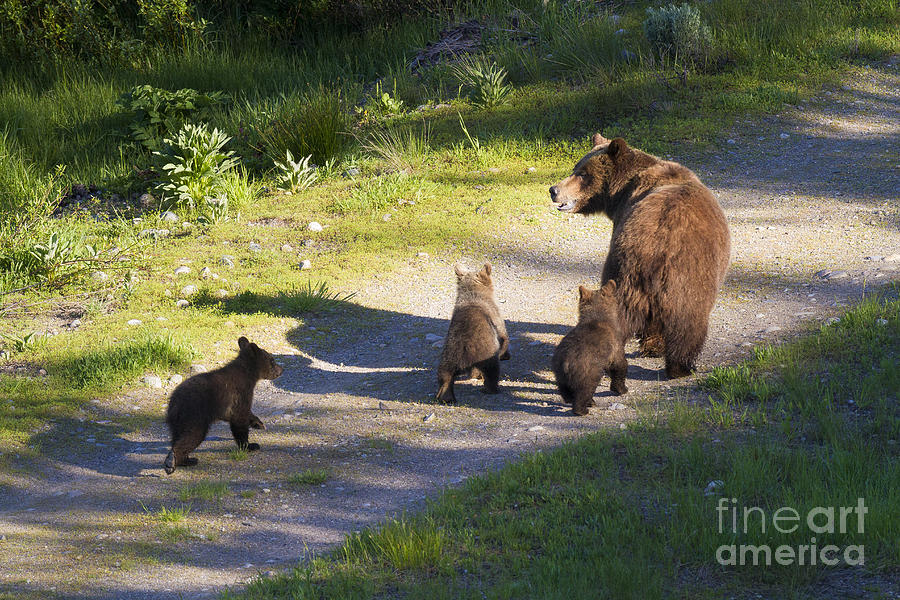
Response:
[608,138,628,158]
[481,262,492,277]
[454,263,466,278]
[578,285,593,301]
[249,343,260,355]
[601,279,617,294]
[238,336,250,351]
[591,133,609,148]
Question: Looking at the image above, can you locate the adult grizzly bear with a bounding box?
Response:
[164,336,283,474]
[550,133,730,378]
[437,262,510,404]
[552,280,628,416]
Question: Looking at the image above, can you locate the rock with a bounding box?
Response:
[863,255,884,262]
[216,289,229,298]
[779,133,790,139]
[132,217,143,225]
[138,193,155,209]
[142,375,163,388]
[199,267,212,279]
[435,103,451,110]
[161,210,178,222]
[91,271,109,282]
[224,320,235,327]
[342,168,360,178]
[189,364,207,376]
[525,166,537,173]
[70,319,81,329]
[303,239,315,247]
[181,285,197,296]
[527,425,545,432]
[431,341,444,349]
[169,374,183,386]
[220,255,235,267]
[416,252,429,258]
[815,269,831,278]
[423,412,436,423]
[885,253,900,262]
[182,222,192,230]
[609,402,626,410]
[619,423,627,430]
[307,221,323,232]
[614,28,626,35]
[703,480,725,496]
[425,333,443,342]
[727,139,736,144]
[127,319,142,326]
[38,369,47,376]
[281,244,293,253]
[174,266,190,276]
[382,214,392,221]
[764,326,782,334]
[826,270,849,280]
[876,318,888,326]
[249,242,262,253]
[176,299,190,308]
[299,259,312,270]
[488,167,501,174]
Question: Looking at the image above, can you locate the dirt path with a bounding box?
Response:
[1,65,898,599]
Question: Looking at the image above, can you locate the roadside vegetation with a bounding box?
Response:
[0,0,897,597]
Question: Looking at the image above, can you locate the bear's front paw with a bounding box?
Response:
[246,443,261,452]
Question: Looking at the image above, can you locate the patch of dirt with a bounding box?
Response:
[0,66,898,599]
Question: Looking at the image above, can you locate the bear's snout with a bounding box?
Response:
[549,185,560,201]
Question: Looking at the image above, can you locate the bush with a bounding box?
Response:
[643,3,711,62]
[153,122,238,211]
[451,56,514,109]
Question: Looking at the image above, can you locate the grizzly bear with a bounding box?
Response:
[550,133,730,378]
[436,262,510,404]
[164,336,283,474]
[552,280,628,415]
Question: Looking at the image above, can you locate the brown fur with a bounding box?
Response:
[552,280,628,416]
[550,134,730,378]
[437,262,510,404]
[164,336,283,474]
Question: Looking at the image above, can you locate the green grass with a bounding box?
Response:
[287,468,331,487]
[227,290,899,599]
[178,481,230,502]
[228,448,250,461]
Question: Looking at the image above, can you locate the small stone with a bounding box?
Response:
[525,166,537,173]
[189,365,207,376]
[764,326,782,334]
[281,244,293,253]
[488,167,501,174]
[342,167,360,178]
[199,267,212,279]
[164,289,173,297]
[174,266,190,276]
[727,139,736,144]
[262,488,271,493]
[863,255,884,262]
[182,222,192,230]
[303,239,315,247]
[249,242,262,253]
[138,193,155,209]
[38,369,47,377]
[416,252,429,258]
[181,285,197,296]
[740,342,755,348]
[615,28,625,35]
[220,255,235,267]
[176,299,190,308]
[425,333,443,342]
[132,217,143,225]
[815,269,831,278]
[527,425,545,432]
[826,270,849,280]
[216,289,229,298]
[431,341,444,349]
[161,210,178,222]
[884,253,900,262]
[382,214,392,222]
[423,413,435,423]
[703,480,725,496]
[307,221,323,232]
[142,375,163,389]
[435,103,451,110]
[609,402,626,410]
[779,133,790,139]
[224,321,235,328]
[299,259,312,270]
[127,319,142,326]
[70,319,81,329]
[91,271,109,282]
[876,318,888,326]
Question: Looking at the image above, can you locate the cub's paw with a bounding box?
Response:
[246,443,261,452]
[250,417,266,430]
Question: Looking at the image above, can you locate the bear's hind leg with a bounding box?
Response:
[436,367,457,404]
[572,389,595,416]
[662,314,707,379]
[608,355,629,396]
[477,357,501,394]
[639,318,665,358]
[165,426,207,474]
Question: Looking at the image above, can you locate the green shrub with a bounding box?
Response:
[118,85,230,152]
[273,150,318,193]
[643,3,711,62]
[153,122,238,211]
[451,56,514,109]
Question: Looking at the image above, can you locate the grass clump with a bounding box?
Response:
[452,55,514,109]
[643,3,711,63]
[61,333,194,390]
[287,468,330,487]
[177,481,229,502]
[333,173,430,214]
[228,447,250,461]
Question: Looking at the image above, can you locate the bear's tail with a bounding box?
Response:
[164,451,176,475]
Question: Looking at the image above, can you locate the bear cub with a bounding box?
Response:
[164,336,283,474]
[437,262,510,404]
[552,280,628,416]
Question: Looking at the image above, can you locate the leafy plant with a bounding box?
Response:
[643,3,711,62]
[118,85,229,152]
[363,80,405,119]
[0,331,43,354]
[0,231,115,291]
[273,150,318,193]
[451,56,514,109]
[153,123,238,211]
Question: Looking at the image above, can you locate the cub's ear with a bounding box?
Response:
[601,279,617,294]
[481,262,492,277]
[578,285,593,301]
[608,138,628,158]
[238,336,250,350]
[591,133,609,148]
[454,263,466,278]
[249,343,260,354]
